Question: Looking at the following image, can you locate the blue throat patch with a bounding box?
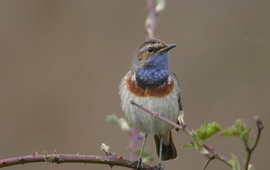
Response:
[136,52,170,89]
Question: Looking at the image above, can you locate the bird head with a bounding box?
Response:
[131,39,176,73]
[130,39,177,89]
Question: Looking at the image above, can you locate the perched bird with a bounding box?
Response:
[119,39,182,169]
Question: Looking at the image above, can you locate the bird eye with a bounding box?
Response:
[147,47,154,54]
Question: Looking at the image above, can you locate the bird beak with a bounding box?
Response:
[157,44,177,53]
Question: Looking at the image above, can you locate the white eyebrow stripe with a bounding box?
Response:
[141,43,166,51]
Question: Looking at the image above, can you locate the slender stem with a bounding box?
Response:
[130,100,190,137]
[244,119,263,170]
[145,0,165,40]
[203,144,232,168]
[129,128,137,161]
[202,155,214,170]
[145,0,156,40]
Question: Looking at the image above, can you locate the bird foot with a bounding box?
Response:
[131,158,143,169]
[148,162,163,170]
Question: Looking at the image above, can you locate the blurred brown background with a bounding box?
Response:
[0,0,269,170]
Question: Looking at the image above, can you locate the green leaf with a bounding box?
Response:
[197,122,221,142]
[189,131,203,150]
[221,119,252,147]
[230,154,240,170]
[184,122,220,155]
[185,132,206,154]
[183,142,195,148]
[195,138,204,151]
[106,114,132,132]
[221,119,246,136]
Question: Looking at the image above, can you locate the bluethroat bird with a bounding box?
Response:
[119,39,182,169]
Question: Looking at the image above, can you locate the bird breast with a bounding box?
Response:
[119,72,180,136]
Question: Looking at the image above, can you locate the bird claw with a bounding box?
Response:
[148,163,163,170]
[131,158,143,169]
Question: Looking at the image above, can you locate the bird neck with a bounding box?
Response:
[135,53,169,90]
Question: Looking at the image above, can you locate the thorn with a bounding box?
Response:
[1,161,6,164]
[32,151,37,156]
[54,149,57,154]
[20,158,24,161]
[119,155,124,159]
[32,150,35,155]
[76,152,79,155]
[109,164,113,169]
[35,151,38,155]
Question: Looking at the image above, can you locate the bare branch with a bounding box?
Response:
[145,0,166,40]
[203,144,231,168]
[244,117,264,170]
[130,100,191,135]
[129,128,138,162]
[202,155,215,170]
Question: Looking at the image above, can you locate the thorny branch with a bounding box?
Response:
[0,148,158,170]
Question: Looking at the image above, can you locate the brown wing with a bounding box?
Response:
[170,71,182,111]
[170,71,182,131]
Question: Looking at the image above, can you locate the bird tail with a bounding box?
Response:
[154,131,177,161]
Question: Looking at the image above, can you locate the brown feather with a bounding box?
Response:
[126,74,174,98]
[154,131,177,161]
